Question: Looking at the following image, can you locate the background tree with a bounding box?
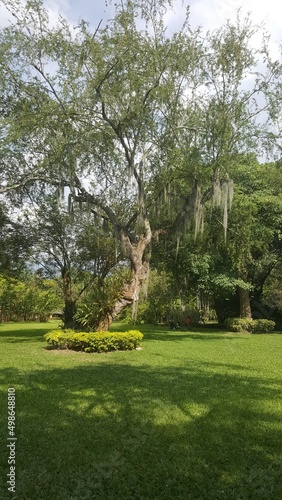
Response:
[22,192,119,327]
[151,155,282,323]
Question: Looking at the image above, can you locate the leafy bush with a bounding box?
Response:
[225,317,276,333]
[248,319,276,334]
[0,275,61,322]
[224,317,254,332]
[44,329,144,353]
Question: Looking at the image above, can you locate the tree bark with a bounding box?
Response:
[61,267,78,328]
[96,260,149,331]
[238,287,252,318]
[63,299,77,329]
[96,220,151,331]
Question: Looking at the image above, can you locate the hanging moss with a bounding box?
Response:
[200,206,205,235]
[194,185,203,238]
[56,182,65,207]
[102,217,109,233]
[211,175,234,239]
[176,234,181,256]
[68,193,72,214]
[221,181,229,239]
[132,290,139,321]
[142,264,150,299]
[69,203,74,223]
[213,176,221,207]
[228,179,234,209]
[60,182,65,200]
[114,228,120,263]
[164,185,168,203]
[86,195,91,218]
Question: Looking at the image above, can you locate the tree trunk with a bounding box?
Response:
[238,287,252,318]
[202,300,210,323]
[63,299,77,329]
[61,267,78,328]
[96,260,149,331]
[197,290,210,323]
[96,220,152,331]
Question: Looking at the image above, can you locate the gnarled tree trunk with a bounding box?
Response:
[96,220,151,331]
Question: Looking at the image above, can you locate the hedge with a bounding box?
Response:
[225,318,276,333]
[44,329,144,353]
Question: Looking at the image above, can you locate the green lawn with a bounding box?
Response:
[0,321,281,499]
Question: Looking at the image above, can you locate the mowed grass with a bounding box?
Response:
[0,322,282,500]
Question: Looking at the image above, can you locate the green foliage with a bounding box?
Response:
[225,317,254,332]
[211,274,253,295]
[44,329,143,352]
[0,275,61,322]
[169,308,200,327]
[225,317,276,333]
[249,319,276,334]
[120,269,201,325]
[74,269,131,330]
[0,205,30,275]
[25,193,119,327]
[137,270,172,324]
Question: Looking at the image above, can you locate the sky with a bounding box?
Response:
[0,0,281,58]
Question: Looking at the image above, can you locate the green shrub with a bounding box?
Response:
[225,317,276,333]
[225,317,254,332]
[249,319,276,334]
[44,329,144,353]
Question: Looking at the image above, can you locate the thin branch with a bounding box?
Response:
[0,175,61,194]
[30,63,66,112]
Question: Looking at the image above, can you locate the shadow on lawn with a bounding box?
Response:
[0,324,56,342]
[0,359,281,499]
[0,325,242,344]
[0,328,50,343]
[142,329,249,342]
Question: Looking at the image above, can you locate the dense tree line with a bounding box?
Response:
[150,156,282,324]
[0,0,282,328]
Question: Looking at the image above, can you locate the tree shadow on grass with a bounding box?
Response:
[0,325,56,343]
[0,328,50,343]
[142,330,249,342]
[0,360,281,500]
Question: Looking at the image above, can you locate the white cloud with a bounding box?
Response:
[0,2,16,27]
[203,0,282,30]
[44,0,72,25]
[185,0,281,59]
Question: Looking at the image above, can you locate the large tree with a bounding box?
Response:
[22,192,119,328]
[0,0,280,328]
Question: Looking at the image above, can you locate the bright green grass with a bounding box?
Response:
[0,321,282,499]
